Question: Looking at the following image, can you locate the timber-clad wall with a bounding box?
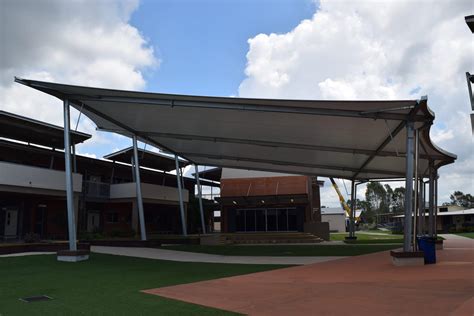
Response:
[221,176,309,197]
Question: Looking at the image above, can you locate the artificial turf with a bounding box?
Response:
[455,232,474,239]
[162,244,400,256]
[0,253,287,315]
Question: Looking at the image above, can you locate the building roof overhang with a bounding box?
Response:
[0,110,91,148]
[15,78,457,180]
[103,146,188,172]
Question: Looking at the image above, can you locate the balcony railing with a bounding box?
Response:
[84,181,110,199]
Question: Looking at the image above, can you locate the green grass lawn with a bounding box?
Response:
[0,253,287,315]
[330,232,402,242]
[365,229,394,234]
[330,232,443,244]
[455,232,474,239]
[162,244,400,256]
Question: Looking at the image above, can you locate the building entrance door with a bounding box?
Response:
[34,205,46,237]
[4,208,18,238]
[87,212,100,232]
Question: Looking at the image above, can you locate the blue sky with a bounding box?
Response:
[86,0,317,159]
[131,0,316,96]
[2,0,472,204]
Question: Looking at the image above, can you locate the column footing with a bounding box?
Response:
[57,250,90,262]
[390,250,424,266]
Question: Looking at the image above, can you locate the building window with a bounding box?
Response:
[106,212,119,223]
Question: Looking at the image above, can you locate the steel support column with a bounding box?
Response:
[418,180,424,235]
[72,145,77,173]
[428,161,435,236]
[350,180,356,238]
[63,99,77,251]
[403,121,415,252]
[130,157,136,182]
[434,174,439,238]
[175,155,187,236]
[194,165,206,234]
[132,136,147,241]
[413,129,419,248]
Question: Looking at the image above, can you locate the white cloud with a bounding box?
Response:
[0,0,157,157]
[239,0,473,204]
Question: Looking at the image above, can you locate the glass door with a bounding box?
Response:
[255,209,266,231]
[266,209,277,231]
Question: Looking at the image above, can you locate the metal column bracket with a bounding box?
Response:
[466,72,474,133]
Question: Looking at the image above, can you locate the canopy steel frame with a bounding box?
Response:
[55,94,427,122]
[16,78,457,254]
[181,152,406,177]
[466,72,474,111]
[15,78,456,183]
[131,130,448,161]
[352,99,425,180]
[64,96,198,165]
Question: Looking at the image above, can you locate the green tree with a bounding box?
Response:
[448,191,474,208]
[392,187,406,213]
[365,182,387,212]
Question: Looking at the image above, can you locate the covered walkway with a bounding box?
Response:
[144,235,474,316]
[15,77,456,253]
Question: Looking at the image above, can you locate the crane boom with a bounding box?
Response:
[329,178,351,217]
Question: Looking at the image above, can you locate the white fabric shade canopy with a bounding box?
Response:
[16,78,456,180]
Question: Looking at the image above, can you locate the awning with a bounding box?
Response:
[0,110,91,148]
[104,146,188,172]
[15,78,456,180]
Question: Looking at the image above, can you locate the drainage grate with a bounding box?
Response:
[19,295,52,303]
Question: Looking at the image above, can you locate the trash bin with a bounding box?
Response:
[417,236,436,264]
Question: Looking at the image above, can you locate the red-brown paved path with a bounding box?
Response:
[144,235,473,316]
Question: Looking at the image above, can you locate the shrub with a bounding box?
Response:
[108,230,135,238]
[23,232,41,243]
[78,231,104,240]
[448,226,458,233]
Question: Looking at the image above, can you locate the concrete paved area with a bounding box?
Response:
[144,235,473,316]
[91,246,345,265]
[0,252,54,257]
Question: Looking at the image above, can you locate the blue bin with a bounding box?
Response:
[417,236,436,264]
